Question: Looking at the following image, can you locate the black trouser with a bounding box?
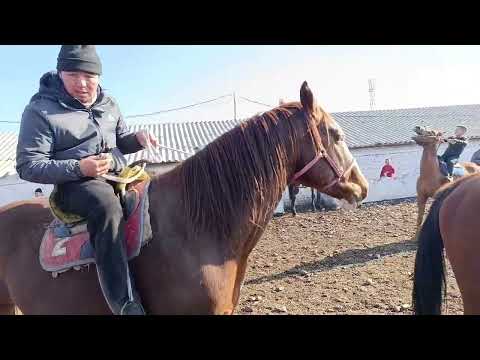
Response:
[438,155,458,176]
[57,178,138,314]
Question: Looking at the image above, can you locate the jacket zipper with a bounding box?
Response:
[87,108,105,154]
[59,100,105,154]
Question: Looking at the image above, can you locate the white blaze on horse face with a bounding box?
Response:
[326,122,368,203]
[336,129,355,172]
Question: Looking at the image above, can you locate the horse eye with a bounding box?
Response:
[330,129,342,142]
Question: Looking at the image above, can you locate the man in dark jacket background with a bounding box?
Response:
[438,125,468,177]
[16,45,158,315]
[471,148,480,166]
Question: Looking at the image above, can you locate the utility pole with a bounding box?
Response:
[233,92,237,121]
[368,79,376,111]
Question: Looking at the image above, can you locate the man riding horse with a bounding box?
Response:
[437,125,468,178]
[16,45,158,315]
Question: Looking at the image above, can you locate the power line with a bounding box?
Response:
[238,96,273,108]
[124,94,233,119]
[1,93,276,125]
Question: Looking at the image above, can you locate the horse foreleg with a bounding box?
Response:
[0,282,16,315]
[231,260,249,314]
[0,304,16,315]
[416,195,428,239]
[311,189,316,212]
[291,197,297,216]
[14,306,23,315]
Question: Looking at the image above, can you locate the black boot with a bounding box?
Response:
[120,301,146,315]
[96,265,146,315]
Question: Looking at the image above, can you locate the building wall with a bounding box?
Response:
[280,139,480,208]
[3,139,479,210]
[352,144,421,203]
[0,163,179,208]
[0,163,180,208]
[0,174,53,207]
[353,139,480,203]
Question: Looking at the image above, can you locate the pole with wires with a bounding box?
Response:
[233,92,237,121]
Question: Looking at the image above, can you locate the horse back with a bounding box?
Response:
[0,199,53,255]
[459,161,480,175]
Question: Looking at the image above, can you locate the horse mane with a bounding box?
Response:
[178,102,324,244]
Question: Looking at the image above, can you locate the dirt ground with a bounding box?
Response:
[237,199,463,315]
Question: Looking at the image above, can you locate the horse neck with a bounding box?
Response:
[419,143,441,179]
[157,117,302,257]
[230,154,296,255]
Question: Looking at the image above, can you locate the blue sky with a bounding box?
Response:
[1,45,480,132]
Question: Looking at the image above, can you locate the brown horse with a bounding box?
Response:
[413,173,480,314]
[0,82,368,315]
[412,132,479,231]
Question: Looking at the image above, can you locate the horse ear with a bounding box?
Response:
[300,81,315,115]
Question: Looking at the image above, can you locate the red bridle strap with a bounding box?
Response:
[291,150,357,190]
[323,157,357,191]
[291,151,326,183]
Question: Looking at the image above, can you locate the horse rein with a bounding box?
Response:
[290,149,357,190]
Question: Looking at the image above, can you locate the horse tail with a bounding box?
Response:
[412,183,457,315]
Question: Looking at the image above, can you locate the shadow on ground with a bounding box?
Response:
[245,239,417,286]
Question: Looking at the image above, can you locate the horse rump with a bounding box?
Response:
[412,186,456,315]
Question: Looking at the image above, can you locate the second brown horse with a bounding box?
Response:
[412,130,479,231]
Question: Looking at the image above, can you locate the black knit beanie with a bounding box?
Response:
[57,45,102,75]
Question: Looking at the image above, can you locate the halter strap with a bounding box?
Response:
[291,149,357,190]
[290,111,356,190]
[291,151,326,183]
[323,157,357,191]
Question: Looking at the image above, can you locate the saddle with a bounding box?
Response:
[40,166,153,277]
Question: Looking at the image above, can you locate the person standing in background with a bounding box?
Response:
[34,188,44,197]
[380,159,396,179]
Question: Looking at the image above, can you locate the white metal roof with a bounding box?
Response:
[4,103,480,176]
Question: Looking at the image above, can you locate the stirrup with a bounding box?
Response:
[119,189,139,220]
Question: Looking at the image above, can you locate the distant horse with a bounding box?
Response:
[413,173,480,314]
[412,129,479,232]
[288,184,338,215]
[0,82,368,315]
[288,183,301,215]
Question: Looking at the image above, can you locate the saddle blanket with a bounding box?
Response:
[39,180,152,275]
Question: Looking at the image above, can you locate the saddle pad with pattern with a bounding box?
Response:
[39,179,152,275]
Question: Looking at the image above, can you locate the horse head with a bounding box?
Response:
[290,81,368,206]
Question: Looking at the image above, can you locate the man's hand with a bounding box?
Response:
[79,154,111,177]
[136,130,159,148]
